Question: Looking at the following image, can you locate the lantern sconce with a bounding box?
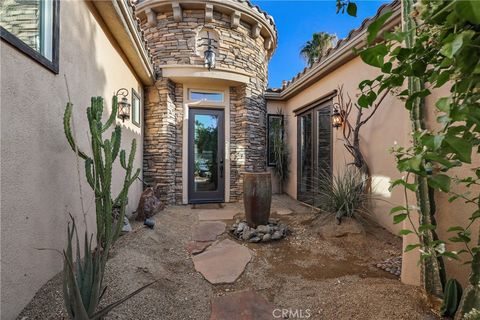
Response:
[116,88,130,122]
[331,106,344,129]
[204,31,216,71]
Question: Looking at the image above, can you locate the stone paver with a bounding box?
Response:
[198,209,240,221]
[275,208,292,215]
[192,239,251,284]
[210,290,275,320]
[192,221,226,242]
[185,241,213,255]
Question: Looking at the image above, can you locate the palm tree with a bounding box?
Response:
[300,32,337,66]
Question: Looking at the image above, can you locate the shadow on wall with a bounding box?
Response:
[0,1,128,318]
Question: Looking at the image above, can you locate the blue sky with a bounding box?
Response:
[251,0,389,88]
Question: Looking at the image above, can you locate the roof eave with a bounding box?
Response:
[93,0,155,86]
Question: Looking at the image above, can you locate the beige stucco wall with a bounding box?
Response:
[267,56,477,288]
[269,57,410,235]
[1,2,144,319]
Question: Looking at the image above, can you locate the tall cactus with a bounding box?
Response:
[62,96,147,319]
[64,96,140,248]
[402,0,444,298]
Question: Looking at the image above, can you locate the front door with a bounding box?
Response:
[188,108,225,203]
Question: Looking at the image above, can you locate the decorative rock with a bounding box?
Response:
[249,236,261,243]
[262,233,271,242]
[256,225,269,234]
[192,239,252,284]
[229,218,288,242]
[192,221,226,242]
[271,231,282,240]
[236,222,247,233]
[122,215,132,233]
[210,290,274,320]
[135,187,163,221]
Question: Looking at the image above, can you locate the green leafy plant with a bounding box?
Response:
[63,96,152,319]
[351,0,479,315]
[312,167,369,223]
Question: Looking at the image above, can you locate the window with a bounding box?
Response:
[189,90,224,103]
[131,89,141,127]
[0,0,59,73]
[267,114,284,166]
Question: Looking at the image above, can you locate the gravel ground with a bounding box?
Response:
[18,195,438,320]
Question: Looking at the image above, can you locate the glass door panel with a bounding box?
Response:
[298,113,312,203]
[188,108,225,203]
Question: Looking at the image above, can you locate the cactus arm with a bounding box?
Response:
[120,149,127,169]
[111,126,121,162]
[102,139,113,245]
[103,95,119,133]
[64,102,88,160]
[85,158,96,190]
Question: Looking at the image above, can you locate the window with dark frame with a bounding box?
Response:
[131,88,141,127]
[267,114,284,167]
[0,0,59,73]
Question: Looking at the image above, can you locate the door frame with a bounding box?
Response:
[296,101,333,204]
[187,107,226,203]
[181,84,231,204]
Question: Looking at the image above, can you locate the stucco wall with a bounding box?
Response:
[267,56,478,288]
[0,2,144,318]
[269,57,410,235]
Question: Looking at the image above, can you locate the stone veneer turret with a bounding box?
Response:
[135,0,277,204]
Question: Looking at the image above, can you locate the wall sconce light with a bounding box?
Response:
[204,32,216,71]
[331,107,343,129]
[116,88,130,122]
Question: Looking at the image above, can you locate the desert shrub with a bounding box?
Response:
[313,166,369,222]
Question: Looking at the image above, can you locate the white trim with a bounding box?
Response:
[182,84,231,204]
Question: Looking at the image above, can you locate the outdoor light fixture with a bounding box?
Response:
[116,88,131,122]
[204,32,216,71]
[331,108,343,129]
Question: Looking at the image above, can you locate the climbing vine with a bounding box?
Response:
[351,0,479,317]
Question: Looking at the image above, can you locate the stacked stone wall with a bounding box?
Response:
[143,78,178,204]
[141,3,273,204]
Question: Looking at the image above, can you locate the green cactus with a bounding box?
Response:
[62,96,147,319]
[455,251,480,320]
[441,279,463,317]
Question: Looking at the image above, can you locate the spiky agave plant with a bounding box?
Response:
[312,166,369,223]
[63,96,153,319]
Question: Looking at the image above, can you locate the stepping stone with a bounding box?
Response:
[192,221,226,242]
[210,290,274,320]
[198,209,239,221]
[275,208,292,215]
[192,239,251,284]
[185,241,213,255]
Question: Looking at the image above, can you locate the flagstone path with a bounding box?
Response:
[210,290,274,320]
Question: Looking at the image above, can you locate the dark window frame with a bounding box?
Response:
[0,0,60,74]
[267,114,285,167]
[131,88,141,127]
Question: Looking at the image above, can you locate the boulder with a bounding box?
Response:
[135,187,164,221]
